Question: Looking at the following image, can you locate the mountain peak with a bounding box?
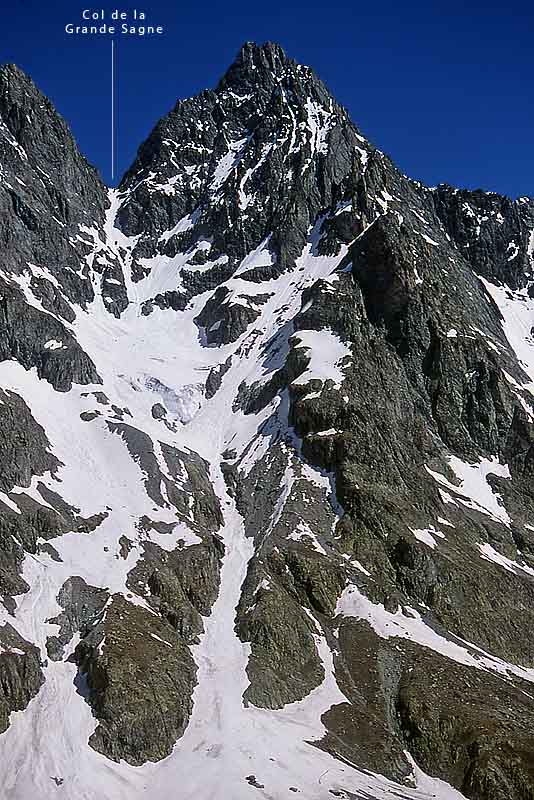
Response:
[216,40,306,94]
[117,39,367,267]
[0,62,31,81]
[0,61,59,134]
[238,40,288,59]
[0,62,46,107]
[0,60,103,190]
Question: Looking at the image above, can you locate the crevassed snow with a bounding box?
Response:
[0,195,469,800]
[143,375,204,425]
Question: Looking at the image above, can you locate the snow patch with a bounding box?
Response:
[426,457,510,526]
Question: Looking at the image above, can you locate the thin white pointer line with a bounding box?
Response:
[111,39,115,181]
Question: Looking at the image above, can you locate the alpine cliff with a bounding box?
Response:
[0,42,534,800]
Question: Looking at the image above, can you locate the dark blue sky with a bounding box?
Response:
[2,0,532,196]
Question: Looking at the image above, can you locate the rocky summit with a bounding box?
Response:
[0,40,533,800]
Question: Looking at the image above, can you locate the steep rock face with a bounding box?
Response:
[45,577,110,661]
[74,594,197,764]
[0,623,43,732]
[0,64,104,388]
[116,41,371,289]
[0,41,534,800]
[433,186,534,290]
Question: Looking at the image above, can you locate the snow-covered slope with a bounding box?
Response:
[0,42,534,800]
